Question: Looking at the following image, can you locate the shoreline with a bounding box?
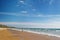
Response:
[0,28,60,38]
[10,28,60,38]
[0,28,60,40]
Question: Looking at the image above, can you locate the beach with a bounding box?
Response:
[0,28,19,40]
[0,28,60,40]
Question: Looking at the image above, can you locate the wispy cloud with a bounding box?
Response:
[49,0,54,5]
[19,0,25,4]
[17,0,26,7]
[34,14,60,17]
[0,12,60,28]
[0,12,29,16]
[32,9,36,11]
[21,11,28,13]
[41,0,54,5]
[0,12,20,16]
[0,12,60,17]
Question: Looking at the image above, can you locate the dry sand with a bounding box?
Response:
[0,28,20,40]
[0,28,60,40]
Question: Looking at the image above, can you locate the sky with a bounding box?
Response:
[0,0,60,28]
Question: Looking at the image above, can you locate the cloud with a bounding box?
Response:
[0,22,60,28]
[0,13,60,28]
[36,14,60,17]
[0,22,42,28]
[47,17,60,23]
[0,12,60,17]
[49,0,54,5]
[16,5,20,7]
[0,12,20,16]
[17,0,26,7]
[0,12,29,16]
[41,0,54,5]
[19,0,25,4]
[32,9,36,11]
[21,11,28,13]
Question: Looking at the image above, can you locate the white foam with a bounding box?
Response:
[10,28,60,38]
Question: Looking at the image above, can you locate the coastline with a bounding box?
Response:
[0,28,60,40]
[10,28,60,38]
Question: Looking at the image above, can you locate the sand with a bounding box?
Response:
[0,28,20,40]
[0,28,60,40]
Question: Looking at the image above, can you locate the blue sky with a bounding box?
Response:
[0,0,60,28]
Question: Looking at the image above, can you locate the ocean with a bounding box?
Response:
[11,28,60,37]
[15,28,60,35]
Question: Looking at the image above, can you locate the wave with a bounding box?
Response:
[10,28,60,38]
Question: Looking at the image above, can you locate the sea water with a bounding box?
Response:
[17,28,60,35]
[11,28,60,37]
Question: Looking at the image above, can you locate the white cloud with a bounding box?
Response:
[0,12,29,16]
[0,22,60,28]
[21,11,28,13]
[19,0,25,4]
[36,14,60,17]
[0,12,60,17]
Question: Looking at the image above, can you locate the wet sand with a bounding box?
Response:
[0,28,60,40]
